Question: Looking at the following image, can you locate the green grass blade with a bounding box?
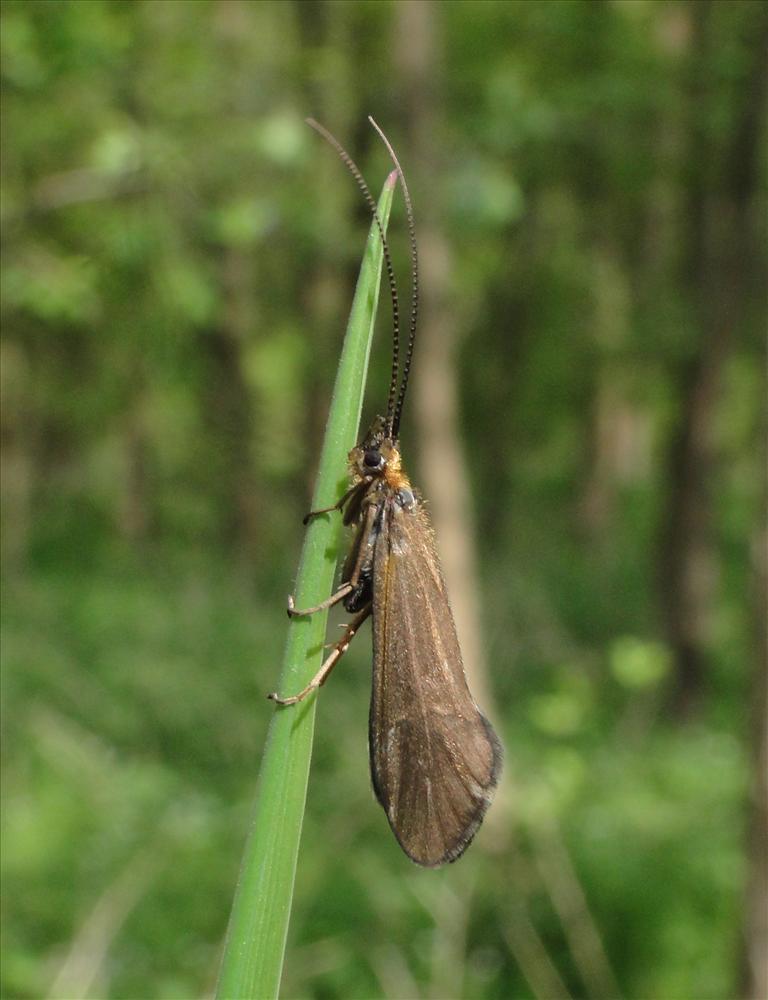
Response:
[216,170,396,1000]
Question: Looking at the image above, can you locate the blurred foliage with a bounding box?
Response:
[1,2,765,999]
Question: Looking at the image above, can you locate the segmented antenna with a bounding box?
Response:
[306,118,401,437]
[368,116,419,439]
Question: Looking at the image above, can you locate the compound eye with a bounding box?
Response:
[363,449,382,470]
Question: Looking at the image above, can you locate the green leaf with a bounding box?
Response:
[215,170,396,1000]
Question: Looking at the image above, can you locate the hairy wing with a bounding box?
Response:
[369,497,502,867]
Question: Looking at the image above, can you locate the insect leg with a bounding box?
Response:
[268,604,372,705]
[287,583,354,618]
[288,500,378,616]
[302,481,368,525]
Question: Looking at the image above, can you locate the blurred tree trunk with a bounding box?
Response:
[0,341,33,569]
[392,17,606,996]
[741,571,768,1000]
[581,247,651,537]
[203,247,260,559]
[736,13,768,989]
[394,1,494,719]
[654,6,768,985]
[659,0,767,717]
[118,395,150,543]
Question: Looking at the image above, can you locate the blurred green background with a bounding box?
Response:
[2,1,766,998]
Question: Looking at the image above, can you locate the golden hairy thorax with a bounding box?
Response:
[382,459,411,493]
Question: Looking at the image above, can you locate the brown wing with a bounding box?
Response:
[369,494,502,867]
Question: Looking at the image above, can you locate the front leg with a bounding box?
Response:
[302,480,370,525]
[287,498,379,617]
[268,604,372,705]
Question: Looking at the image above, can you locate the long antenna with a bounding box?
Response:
[368,116,419,439]
[306,118,401,437]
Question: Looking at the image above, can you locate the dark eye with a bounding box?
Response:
[363,449,382,469]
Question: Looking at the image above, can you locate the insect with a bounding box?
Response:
[269,117,502,867]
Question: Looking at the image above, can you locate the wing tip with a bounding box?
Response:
[389,714,504,869]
